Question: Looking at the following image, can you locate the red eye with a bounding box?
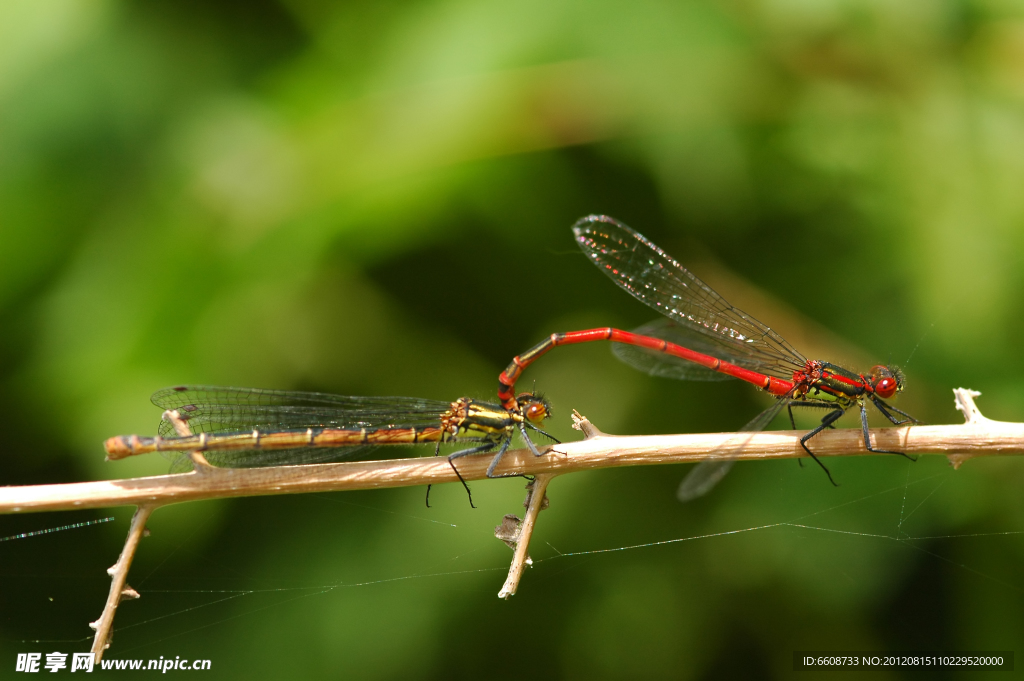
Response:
[875,377,897,399]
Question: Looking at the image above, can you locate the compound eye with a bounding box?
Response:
[869,364,889,378]
[875,377,898,399]
[523,401,548,423]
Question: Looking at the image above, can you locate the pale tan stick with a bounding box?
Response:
[494,409,602,598]
[0,388,1018,657]
[89,505,153,659]
[498,473,556,599]
[2,389,1022,515]
[86,409,206,662]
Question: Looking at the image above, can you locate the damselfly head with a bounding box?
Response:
[870,364,905,399]
[517,392,551,424]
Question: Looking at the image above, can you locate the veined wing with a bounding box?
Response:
[574,215,807,379]
[150,385,458,471]
[676,398,790,501]
[166,444,384,473]
[152,385,454,438]
[612,318,807,381]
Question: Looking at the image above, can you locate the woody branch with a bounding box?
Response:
[0,388,1019,655]
[0,389,1019,515]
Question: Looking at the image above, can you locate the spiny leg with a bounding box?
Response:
[425,439,445,507]
[445,442,503,509]
[485,436,515,478]
[787,404,803,467]
[886,404,919,424]
[788,402,844,467]
[483,421,560,481]
[788,401,844,417]
[799,408,844,487]
[785,401,839,456]
[519,422,545,457]
[485,427,545,481]
[869,395,919,426]
[525,421,560,447]
[860,402,917,461]
[426,438,494,508]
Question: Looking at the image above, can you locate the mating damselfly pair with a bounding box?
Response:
[107,216,917,500]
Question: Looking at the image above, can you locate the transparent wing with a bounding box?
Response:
[612,339,732,380]
[152,385,453,438]
[150,385,457,469]
[575,215,807,379]
[613,318,809,380]
[166,445,381,473]
[676,398,790,502]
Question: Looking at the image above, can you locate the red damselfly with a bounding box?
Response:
[105,386,555,506]
[499,215,917,497]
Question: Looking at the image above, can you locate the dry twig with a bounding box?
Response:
[89,505,152,657]
[0,388,1021,654]
[497,474,555,599]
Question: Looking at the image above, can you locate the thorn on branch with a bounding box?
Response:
[571,410,603,439]
[90,505,155,660]
[954,388,988,426]
[1,384,1018,655]
[949,388,994,469]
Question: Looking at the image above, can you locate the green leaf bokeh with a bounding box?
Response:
[2,0,1024,677]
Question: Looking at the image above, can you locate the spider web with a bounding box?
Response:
[8,456,1016,661]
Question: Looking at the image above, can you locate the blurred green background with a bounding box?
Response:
[2,0,1024,678]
